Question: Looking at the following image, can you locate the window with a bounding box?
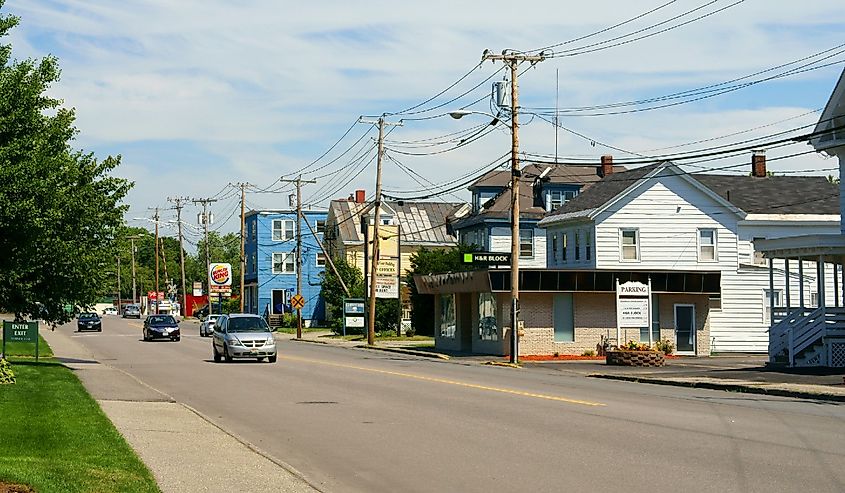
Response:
[316,220,326,235]
[574,231,581,261]
[478,293,498,341]
[251,253,256,274]
[811,292,819,307]
[585,230,592,261]
[551,233,559,261]
[562,232,568,262]
[763,289,782,325]
[548,190,564,211]
[698,229,717,261]
[752,236,767,265]
[519,229,534,258]
[620,229,639,261]
[272,219,295,241]
[250,221,256,241]
[316,253,326,267]
[564,190,577,202]
[439,294,456,339]
[272,253,295,274]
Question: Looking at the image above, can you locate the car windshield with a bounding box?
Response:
[79,313,98,319]
[227,317,270,333]
[148,315,176,324]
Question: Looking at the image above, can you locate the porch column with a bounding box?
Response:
[818,256,825,309]
[798,258,804,308]
[835,262,840,308]
[769,258,775,325]
[784,258,791,311]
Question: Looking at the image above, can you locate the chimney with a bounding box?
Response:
[600,155,614,177]
[752,150,767,178]
[355,189,366,203]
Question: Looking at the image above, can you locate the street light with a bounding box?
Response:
[449,108,521,364]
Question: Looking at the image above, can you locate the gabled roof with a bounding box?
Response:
[539,162,839,227]
[810,67,845,154]
[327,199,469,246]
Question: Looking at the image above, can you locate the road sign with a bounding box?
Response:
[291,294,306,310]
[342,298,365,336]
[462,252,511,265]
[2,321,40,361]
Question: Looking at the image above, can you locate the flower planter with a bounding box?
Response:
[606,350,665,367]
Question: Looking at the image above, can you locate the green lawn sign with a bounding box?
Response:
[3,321,40,361]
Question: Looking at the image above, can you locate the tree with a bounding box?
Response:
[320,257,364,330]
[194,231,241,296]
[404,245,477,336]
[0,6,132,323]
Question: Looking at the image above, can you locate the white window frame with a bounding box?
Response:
[763,289,782,324]
[316,252,327,267]
[548,190,564,211]
[585,230,592,261]
[562,232,568,263]
[620,228,640,262]
[250,220,256,241]
[315,219,326,235]
[272,252,296,274]
[551,233,558,261]
[251,253,256,274]
[272,219,295,241]
[519,229,534,258]
[697,228,717,262]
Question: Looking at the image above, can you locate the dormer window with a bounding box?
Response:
[545,190,578,212]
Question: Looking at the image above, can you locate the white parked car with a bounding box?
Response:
[102,307,118,316]
[199,314,220,337]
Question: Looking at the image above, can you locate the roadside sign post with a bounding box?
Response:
[290,294,306,336]
[342,298,365,337]
[2,321,40,362]
[616,279,652,347]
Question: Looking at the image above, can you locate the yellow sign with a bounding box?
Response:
[367,224,399,258]
[376,258,398,277]
[291,294,306,310]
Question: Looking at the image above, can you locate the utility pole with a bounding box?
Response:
[168,196,189,317]
[116,255,122,315]
[193,198,217,315]
[229,183,253,312]
[127,235,143,305]
[279,176,316,339]
[358,116,402,346]
[482,49,545,364]
[149,207,161,314]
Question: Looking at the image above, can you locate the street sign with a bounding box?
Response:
[342,298,365,336]
[2,321,40,361]
[463,252,511,265]
[291,294,306,310]
[192,281,203,296]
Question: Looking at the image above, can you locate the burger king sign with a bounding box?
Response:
[208,263,233,295]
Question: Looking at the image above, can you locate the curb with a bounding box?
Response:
[483,361,521,369]
[358,344,450,360]
[589,374,845,402]
[288,337,331,345]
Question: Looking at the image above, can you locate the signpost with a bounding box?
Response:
[2,321,40,361]
[462,252,512,266]
[209,263,232,314]
[291,294,306,310]
[616,279,653,347]
[342,298,365,337]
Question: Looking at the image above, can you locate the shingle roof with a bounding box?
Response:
[328,200,469,245]
[542,162,840,222]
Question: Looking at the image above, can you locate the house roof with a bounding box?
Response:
[540,162,839,225]
[328,199,469,246]
[810,67,845,153]
[455,162,627,229]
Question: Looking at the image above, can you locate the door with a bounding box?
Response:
[553,294,574,342]
[674,304,696,354]
[272,290,287,314]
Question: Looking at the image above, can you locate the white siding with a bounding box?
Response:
[490,227,547,269]
[545,224,596,270]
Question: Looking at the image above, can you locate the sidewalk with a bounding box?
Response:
[281,331,845,402]
[41,327,319,493]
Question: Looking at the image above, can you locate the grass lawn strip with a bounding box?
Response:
[2,335,54,359]
[0,355,159,492]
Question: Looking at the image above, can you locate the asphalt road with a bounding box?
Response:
[62,316,845,493]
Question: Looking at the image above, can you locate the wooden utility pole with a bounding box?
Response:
[168,197,189,317]
[232,183,253,312]
[193,198,217,315]
[116,255,122,315]
[279,176,316,339]
[358,116,402,346]
[127,235,143,305]
[482,50,545,363]
[150,207,160,314]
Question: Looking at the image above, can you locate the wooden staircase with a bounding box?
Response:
[770,307,845,367]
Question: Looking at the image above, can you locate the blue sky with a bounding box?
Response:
[5,0,845,241]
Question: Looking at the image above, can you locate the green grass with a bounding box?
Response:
[2,334,54,358]
[325,334,434,342]
[0,358,159,492]
[273,327,330,334]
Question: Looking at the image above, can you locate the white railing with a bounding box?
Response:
[769,307,845,366]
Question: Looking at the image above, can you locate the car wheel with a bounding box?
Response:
[268,354,277,363]
[143,330,149,342]
[175,336,181,342]
[256,357,265,362]
[223,345,233,363]
[213,345,221,363]
[97,327,102,332]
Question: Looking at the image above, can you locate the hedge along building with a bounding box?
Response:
[419,158,839,357]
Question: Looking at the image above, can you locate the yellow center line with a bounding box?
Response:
[280,354,605,407]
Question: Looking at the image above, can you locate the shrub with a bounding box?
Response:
[553,352,560,357]
[621,340,652,351]
[582,350,596,357]
[404,326,416,337]
[655,338,674,355]
[0,358,15,385]
[280,313,298,329]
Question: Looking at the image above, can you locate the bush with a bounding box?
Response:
[581,350,596,357]
[404,326,416,337]
[655,338,674,355]
[620,340,652,351]
[280,313,298,329]
[0,358,16,385]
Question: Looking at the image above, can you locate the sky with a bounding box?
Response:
[5,0,845,246]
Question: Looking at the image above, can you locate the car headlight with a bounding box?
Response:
[264,337,275,346]
[227,336,241,346]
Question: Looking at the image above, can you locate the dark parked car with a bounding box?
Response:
[122,304,141,319]
[143,314,181,342]
[192,304,209,319]
[77,312,102,332]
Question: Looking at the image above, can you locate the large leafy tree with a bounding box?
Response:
[0,6,131,323]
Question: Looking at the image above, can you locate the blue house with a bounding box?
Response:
[243,209,328,325]
[453,158,624,268]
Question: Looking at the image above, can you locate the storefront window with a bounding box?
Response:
[440,294,456,339]
[478,293,498,341]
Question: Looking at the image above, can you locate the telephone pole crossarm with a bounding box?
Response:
[279,176,317,339]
